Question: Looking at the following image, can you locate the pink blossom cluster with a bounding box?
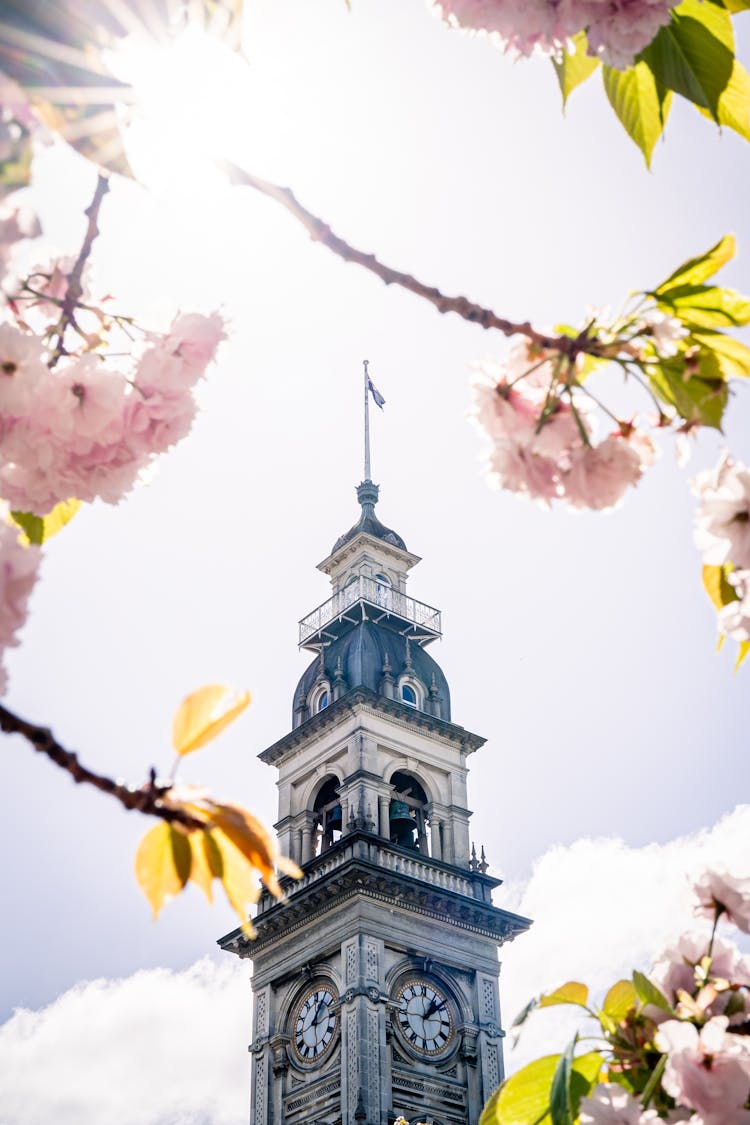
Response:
[470,342,656,511]
[693,454,750,643]
[0,507,40,694]
[580,868,750,1123]
[430,0,678,69]
[0,312,224,515]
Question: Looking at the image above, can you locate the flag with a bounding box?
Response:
[368,377,386,409]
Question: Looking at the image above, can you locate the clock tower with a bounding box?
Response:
[219,473,531,1124]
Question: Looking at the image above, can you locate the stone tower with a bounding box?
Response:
[219,478,531,1125]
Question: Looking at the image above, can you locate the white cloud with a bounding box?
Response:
[0,958,250,1125]
[497,804,750,1071]
[2,807,748,1121]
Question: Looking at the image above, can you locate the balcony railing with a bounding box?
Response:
[299,575,441,646]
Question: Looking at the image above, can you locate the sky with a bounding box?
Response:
[0,1,748,1121]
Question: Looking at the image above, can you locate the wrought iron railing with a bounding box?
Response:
[299,575,441,645]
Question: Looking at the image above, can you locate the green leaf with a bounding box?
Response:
[552,32,600,108]
[691,331,750,378]
[697,57,750,140]
[480,1053,602,1125]
[655,284,750,328]
[647,358,728,429]
[549,1038,576,1125]
[654,234,736,293]
[633,970,673,1013]
[703,563,740,610]
[602,980,637,1023]
[539,982,590,1010]
[10,498,81,545]
[511,996,540,1032]
[640,1054,667,1111]
[714,0,750,12]
[602,62,672,166]
[640,0,735,120]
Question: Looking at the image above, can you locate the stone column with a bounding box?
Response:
[443,819,455,864]
[301,821,314,864]
[340,935,386,1125]
[378,794,390,839]
[431,817,443,861]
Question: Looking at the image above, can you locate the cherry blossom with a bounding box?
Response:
[718,583,750,642]
[0,506,41,695]
[471,349,656,511]
[693,454,750,570]
[693,868,750,934]
[562,433,654,511]
[636,308,688,359]
[579,1083,680,1123]
[0,311,223,515]
[430,0,678,69]
[657,1016,750,1122]
[650,931,750,1025]
[0,322,48,415]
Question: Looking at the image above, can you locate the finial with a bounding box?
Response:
[479,845,489,875]
[471,843,478,871]
[355,1090,367,1120]
[404,637,412,669]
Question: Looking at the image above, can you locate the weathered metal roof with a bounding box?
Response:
[330,480,406,554]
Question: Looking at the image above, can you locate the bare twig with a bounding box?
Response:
[0,703,204,830]
[48,172,110,367]
[224,161,607,359]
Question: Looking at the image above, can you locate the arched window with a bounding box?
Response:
[399,676,424,710]
[310,683,331,715]
[313,776,343,855]
[373,572,392,608]
[389,771,430,854]
[401,684,417,707]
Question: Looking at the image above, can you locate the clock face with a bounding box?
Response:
[396,979,454,1056]
[292,986,338,1064]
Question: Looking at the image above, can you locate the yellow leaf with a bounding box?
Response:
[172,684,250,756]
[188,828,224,903]
[134,821,191,919]
[207,801,281,895]
[11,498,81,545]
[736,640,750,671]
[702,564,740,610]
[602,979,637,1022]
[539,981,589,1009]
[212,827,261,934]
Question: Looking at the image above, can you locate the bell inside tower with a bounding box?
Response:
[389,771,429,853]
[312,775,343,855]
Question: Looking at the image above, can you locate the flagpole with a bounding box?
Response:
[363,358,371,481]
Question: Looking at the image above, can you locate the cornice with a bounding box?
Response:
[259,688,486,767]
[218,848,531,957]
[317,531,421,574]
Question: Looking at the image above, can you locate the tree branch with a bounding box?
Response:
[224,161,603,358]
[0,703,204,830]
[49,171,110,367]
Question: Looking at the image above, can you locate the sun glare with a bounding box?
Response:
[109,26,253,198]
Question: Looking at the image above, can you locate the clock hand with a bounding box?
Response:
[424,996,444,1020]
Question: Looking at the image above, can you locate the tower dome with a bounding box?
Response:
[331,480,406,554]
[293,620,451,726]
